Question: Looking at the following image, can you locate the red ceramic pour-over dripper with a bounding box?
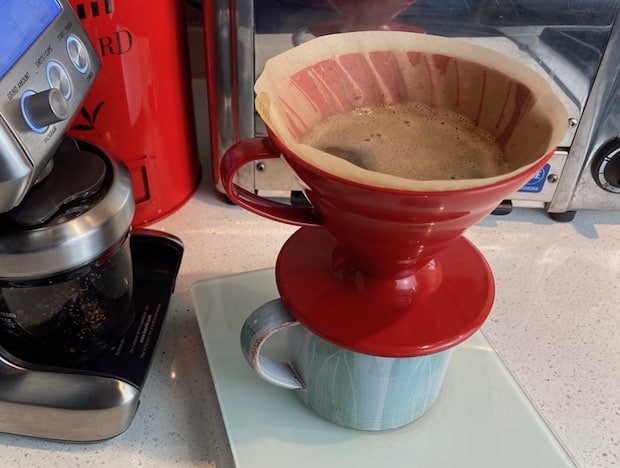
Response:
[221,31,568,357]
[221,134,549,357]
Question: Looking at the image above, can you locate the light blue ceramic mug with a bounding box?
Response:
[240,298,453,431]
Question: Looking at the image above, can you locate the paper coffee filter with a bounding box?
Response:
[255,31,568,191]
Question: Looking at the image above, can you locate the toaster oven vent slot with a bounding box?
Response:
[75,0,114,19]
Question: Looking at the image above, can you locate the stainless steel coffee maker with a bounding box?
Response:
[0,0,182,441]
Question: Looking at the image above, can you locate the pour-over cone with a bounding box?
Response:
[220,31,567,355]
[225,31,567,277]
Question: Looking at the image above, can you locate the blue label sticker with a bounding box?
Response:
[518,163,550,193]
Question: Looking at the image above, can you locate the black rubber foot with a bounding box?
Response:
[491,200,513,216]
[548,211,577,222]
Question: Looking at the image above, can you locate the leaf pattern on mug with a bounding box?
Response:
[298,332,453,430]
[307,338,358,427]
[382,351,451,428]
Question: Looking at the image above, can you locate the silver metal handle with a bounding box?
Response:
[0,350,139,441]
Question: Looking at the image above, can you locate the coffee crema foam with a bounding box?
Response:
[299,102,509,181]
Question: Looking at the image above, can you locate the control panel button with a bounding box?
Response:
[66,34,89,73]
[46,61,72,99]
[21,88,69,133]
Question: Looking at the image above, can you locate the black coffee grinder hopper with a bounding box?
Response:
[0,230,183,442]
[0,233,183,442]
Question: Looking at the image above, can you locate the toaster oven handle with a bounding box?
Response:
[220,137,322,226]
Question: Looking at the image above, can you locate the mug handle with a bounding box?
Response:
[240,298,305,390]
[220,137,322,226]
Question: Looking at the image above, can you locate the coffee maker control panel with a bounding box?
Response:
[0,0,100,212]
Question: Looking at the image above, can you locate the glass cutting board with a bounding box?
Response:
[191,268,576,468]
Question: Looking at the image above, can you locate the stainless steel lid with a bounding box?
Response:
[0,146,135,280]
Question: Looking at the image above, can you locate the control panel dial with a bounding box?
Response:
[0,0,100,213]
[592,139,620,194]
[21,88,69,132]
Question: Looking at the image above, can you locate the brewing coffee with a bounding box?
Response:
[300,102,508,181]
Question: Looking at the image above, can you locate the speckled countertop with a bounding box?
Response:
[2,13,619,462]
[1,169,618,467]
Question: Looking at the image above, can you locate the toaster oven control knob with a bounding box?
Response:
[20,88,69,133]
[592,140,620,193]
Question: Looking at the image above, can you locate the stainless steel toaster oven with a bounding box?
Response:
[204,0,620,221]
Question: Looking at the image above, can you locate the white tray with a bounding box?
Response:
[192,268,576,468]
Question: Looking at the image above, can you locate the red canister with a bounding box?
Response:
[67,0,200,226]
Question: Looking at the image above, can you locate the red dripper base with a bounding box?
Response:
[275,226,495,357]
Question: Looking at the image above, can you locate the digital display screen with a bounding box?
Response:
[0,0,62,79]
